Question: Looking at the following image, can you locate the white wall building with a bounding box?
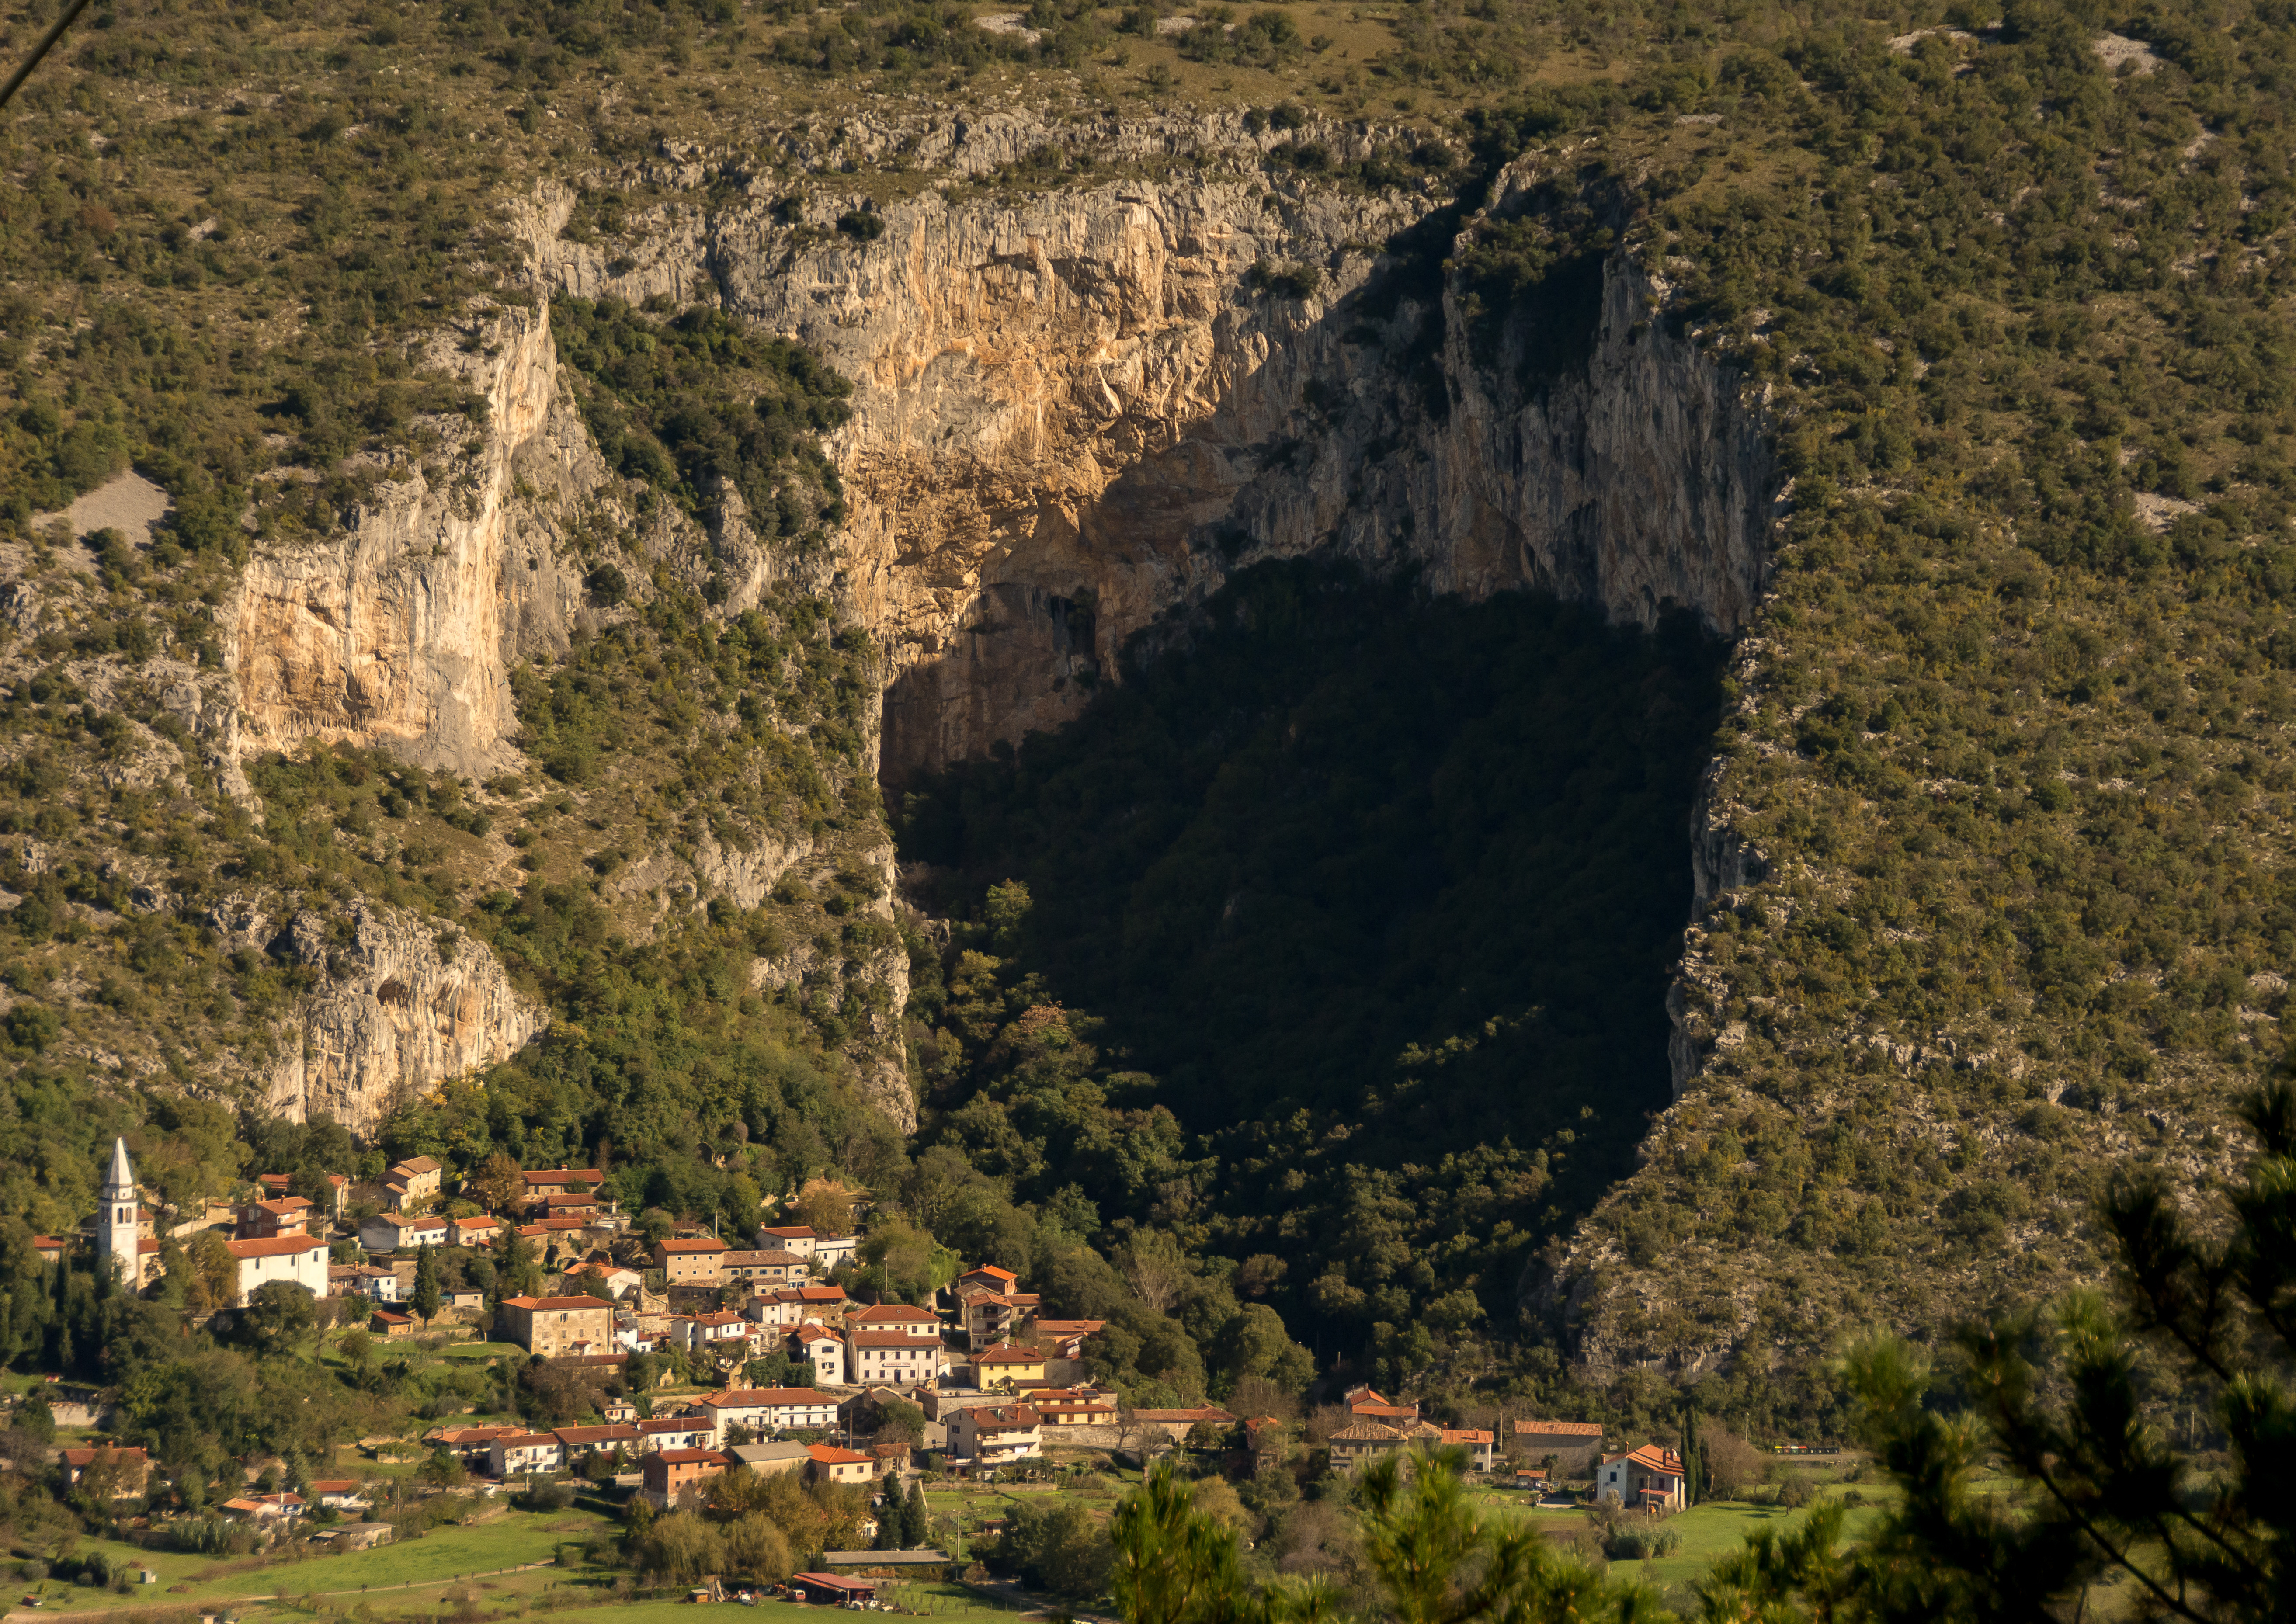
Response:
[96,1139,160,1291]
[847,1329,950,1388]
[226,1235,330,1306]
[698,1387,838,1440]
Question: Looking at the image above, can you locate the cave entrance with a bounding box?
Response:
[892,559,1727,1327]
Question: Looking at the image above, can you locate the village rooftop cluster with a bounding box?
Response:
[31,1139,1677,1556]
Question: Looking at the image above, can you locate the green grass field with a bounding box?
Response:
[1471,1459,1897,1603]
[8,1509,616,1620]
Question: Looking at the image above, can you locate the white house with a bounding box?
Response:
[1598,1445,1688,1511]
[489,1433,566,1477]
[308,1479,369,1512]
[699,1386,838,1440]
[226,1235,330,1307]
[570,1262,645,1299]
[846,1328,950,1388]
[949,1403,1042,1465]
[358,1213,449,1253]
[679,1311,756,1356]
[637,1416,717,1453]
[790,1322,845,1385]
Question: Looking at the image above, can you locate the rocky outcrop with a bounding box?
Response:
[207,120,1778,1141]
[261,902,549,1138]
[558,174,1423,785]
[524,135,1777,787]
[225,304,603,779]
[608,824,814,916]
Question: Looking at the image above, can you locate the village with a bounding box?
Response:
[9,1140,1807,1618]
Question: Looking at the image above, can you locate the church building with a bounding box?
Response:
[96,1138,162,1292]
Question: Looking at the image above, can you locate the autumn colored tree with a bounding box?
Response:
[792,1177,861,1238]
[468,1151,527,1216]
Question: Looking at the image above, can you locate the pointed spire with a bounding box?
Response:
[106,1135,135,1194]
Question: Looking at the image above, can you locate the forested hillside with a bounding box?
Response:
[0,0,2289,1437]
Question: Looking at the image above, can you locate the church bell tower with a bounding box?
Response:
[97,1137,141,1287]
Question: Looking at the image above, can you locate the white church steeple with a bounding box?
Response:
[97,1137,142,1286]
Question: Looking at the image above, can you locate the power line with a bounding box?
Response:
[0,0,97,113]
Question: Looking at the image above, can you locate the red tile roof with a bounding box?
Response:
[975,1343,1045,1364]
[1609,1444,1686,1477]
[227,1236,324,1258]
[700,1387,834,1406]
[969,1405,1042,1430]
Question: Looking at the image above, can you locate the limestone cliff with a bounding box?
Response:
[524,127,1777,787]
[200,115,1778,1146]
[259,901,550,1138]
[224,303,600,779]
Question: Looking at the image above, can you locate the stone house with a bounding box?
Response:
[654,1236,729,1286]
[497,1293,615,1357]
[383,1156,442,1211]
[236,1197,313,1239]
[723,1248,811,1287]
[1514,1419,1605,1475]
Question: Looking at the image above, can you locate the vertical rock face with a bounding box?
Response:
[262,902,550,1139]
[699,180,1422,786]
[525,154,1777,786]
[225,305,600,779]
[224,138,1778,1142]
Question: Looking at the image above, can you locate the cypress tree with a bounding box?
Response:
[413,1242,441,1326]
[902,1478,927,1546]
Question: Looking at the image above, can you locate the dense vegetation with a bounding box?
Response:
[0,0,2289,1474]
[898,564,1725,1384]
[1525,0,2296,1381]
[552,294,852,550]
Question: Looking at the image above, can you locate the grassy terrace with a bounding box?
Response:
[6,1508,618,1621]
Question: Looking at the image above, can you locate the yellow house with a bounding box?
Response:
[973,1342,1047,1386]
